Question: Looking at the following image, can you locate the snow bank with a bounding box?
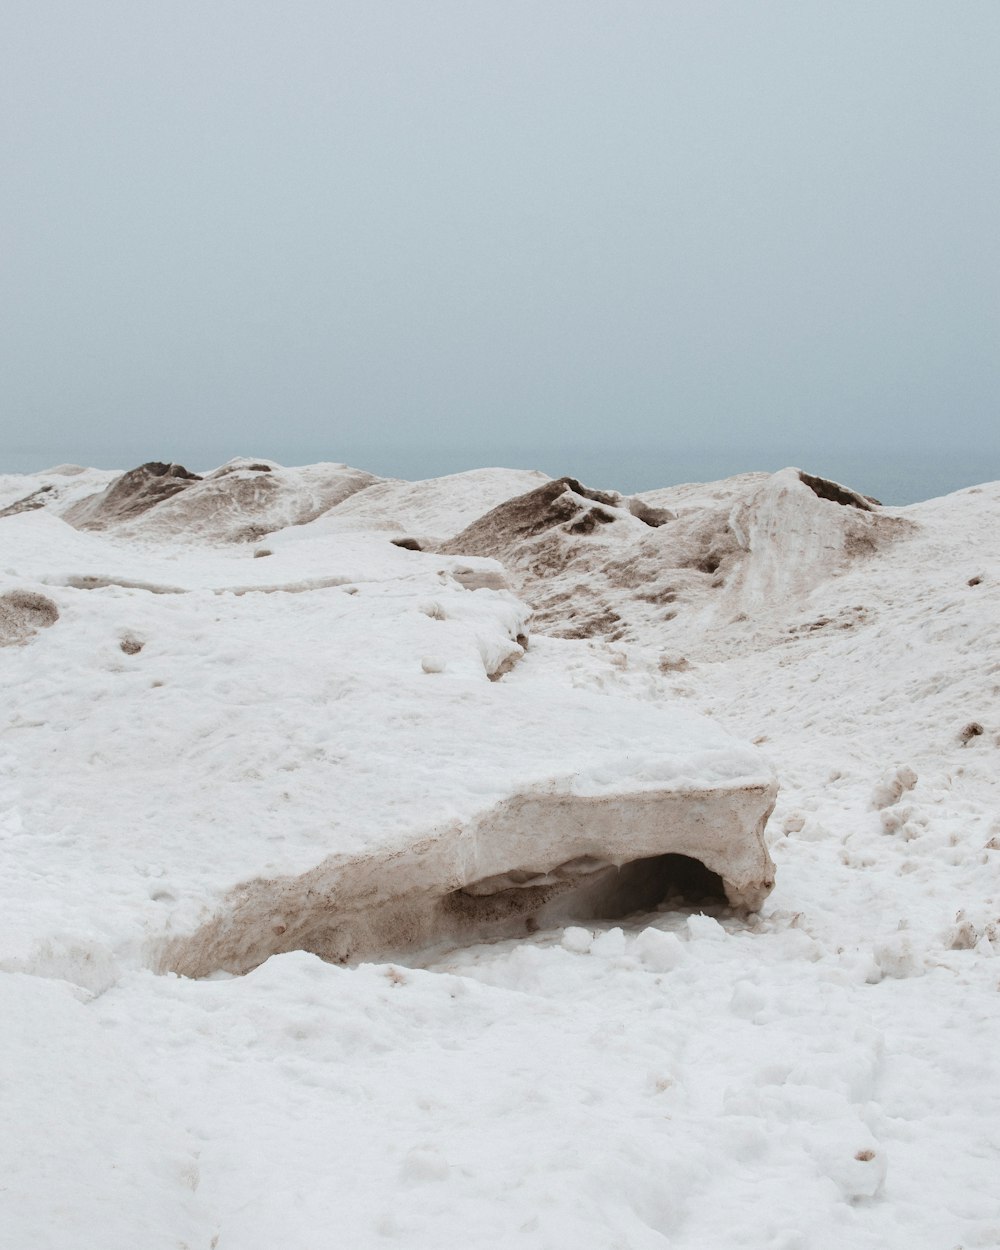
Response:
[61,458,380,542]
[0,491,775,985]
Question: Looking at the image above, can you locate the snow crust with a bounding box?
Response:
[309,465,553,540]
[3,460,999,1250]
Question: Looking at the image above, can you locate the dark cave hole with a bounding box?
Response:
[164,851,733,977]
[588,853,727,919]
[444,852,728,942]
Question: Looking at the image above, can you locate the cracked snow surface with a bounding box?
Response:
[2,459,999,1250]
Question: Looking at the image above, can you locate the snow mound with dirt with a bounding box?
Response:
[0,465,119,518]
[60,457,380,542]
[442,466,912,654]
[310,465,554,542]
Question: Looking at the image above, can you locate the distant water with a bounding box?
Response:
[3,444,994,508]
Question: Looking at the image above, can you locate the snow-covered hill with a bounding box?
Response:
[2,458,998,1250]
[441,467,913,655]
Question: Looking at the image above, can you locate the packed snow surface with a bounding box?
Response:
[2,459,999,1249]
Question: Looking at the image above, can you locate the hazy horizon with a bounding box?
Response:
[2,438,994,507]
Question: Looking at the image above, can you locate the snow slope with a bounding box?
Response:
[314,465,552,540]
[2,461,999,1250]
[0,475,773,985]
[0,464,119,516]
[63,457,381,542]
[442,467,913,654]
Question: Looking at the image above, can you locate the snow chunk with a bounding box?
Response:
[812,1132,888,1202]
[561,926,594,954]
[872,933,923,980]
[871,766,918,810]
[590,927,627,958]
[686,913,727,941]
[634,927,687,971]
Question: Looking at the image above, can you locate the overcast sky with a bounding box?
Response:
[2,2,998,495]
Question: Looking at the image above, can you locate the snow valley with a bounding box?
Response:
[2,457,999,1250]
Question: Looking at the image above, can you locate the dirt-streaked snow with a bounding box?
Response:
[307,465,554,541]
[2,460,999,1250]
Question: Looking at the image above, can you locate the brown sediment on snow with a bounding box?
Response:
[62,462,202,529]
[157,780,777,977]
[0,484,56,518]
[61,459,380,542]
[0,589,60,646]
[797,470,878,511]
[439,466,914,654]
[440,476,667,557]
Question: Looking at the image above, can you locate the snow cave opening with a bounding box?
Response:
[447,852,727,933]
[590,852,727,917]
[159,852,732,978]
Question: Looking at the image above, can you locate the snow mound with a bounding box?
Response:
[0,505,774,984]
[442,466,912,654]
[60,459,380,542]
[0,466,119,517]
[36,463,91,476]
[163,777,775,976]
[440,475,671,551]
[438,476,671,638]
[0,483,60,518]
[62,461,202,528]
[313,466,553,542]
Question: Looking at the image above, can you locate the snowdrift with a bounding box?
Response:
[0,475,775,986]
[443,466,912,655]
[62,457,380,542]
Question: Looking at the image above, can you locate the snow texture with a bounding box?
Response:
[2,458,1000,1250]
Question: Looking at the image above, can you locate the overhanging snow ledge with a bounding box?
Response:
[157,779,777,977]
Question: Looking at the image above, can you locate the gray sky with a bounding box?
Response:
[2,1,998,496]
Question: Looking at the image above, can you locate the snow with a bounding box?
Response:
[0,508,771,981]
[0,973,204,1249]
[311,465,552,540]
[441,466,916,654]
[63,459,380,542]
[2,461,1000,1249]
[0,465,119,516]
